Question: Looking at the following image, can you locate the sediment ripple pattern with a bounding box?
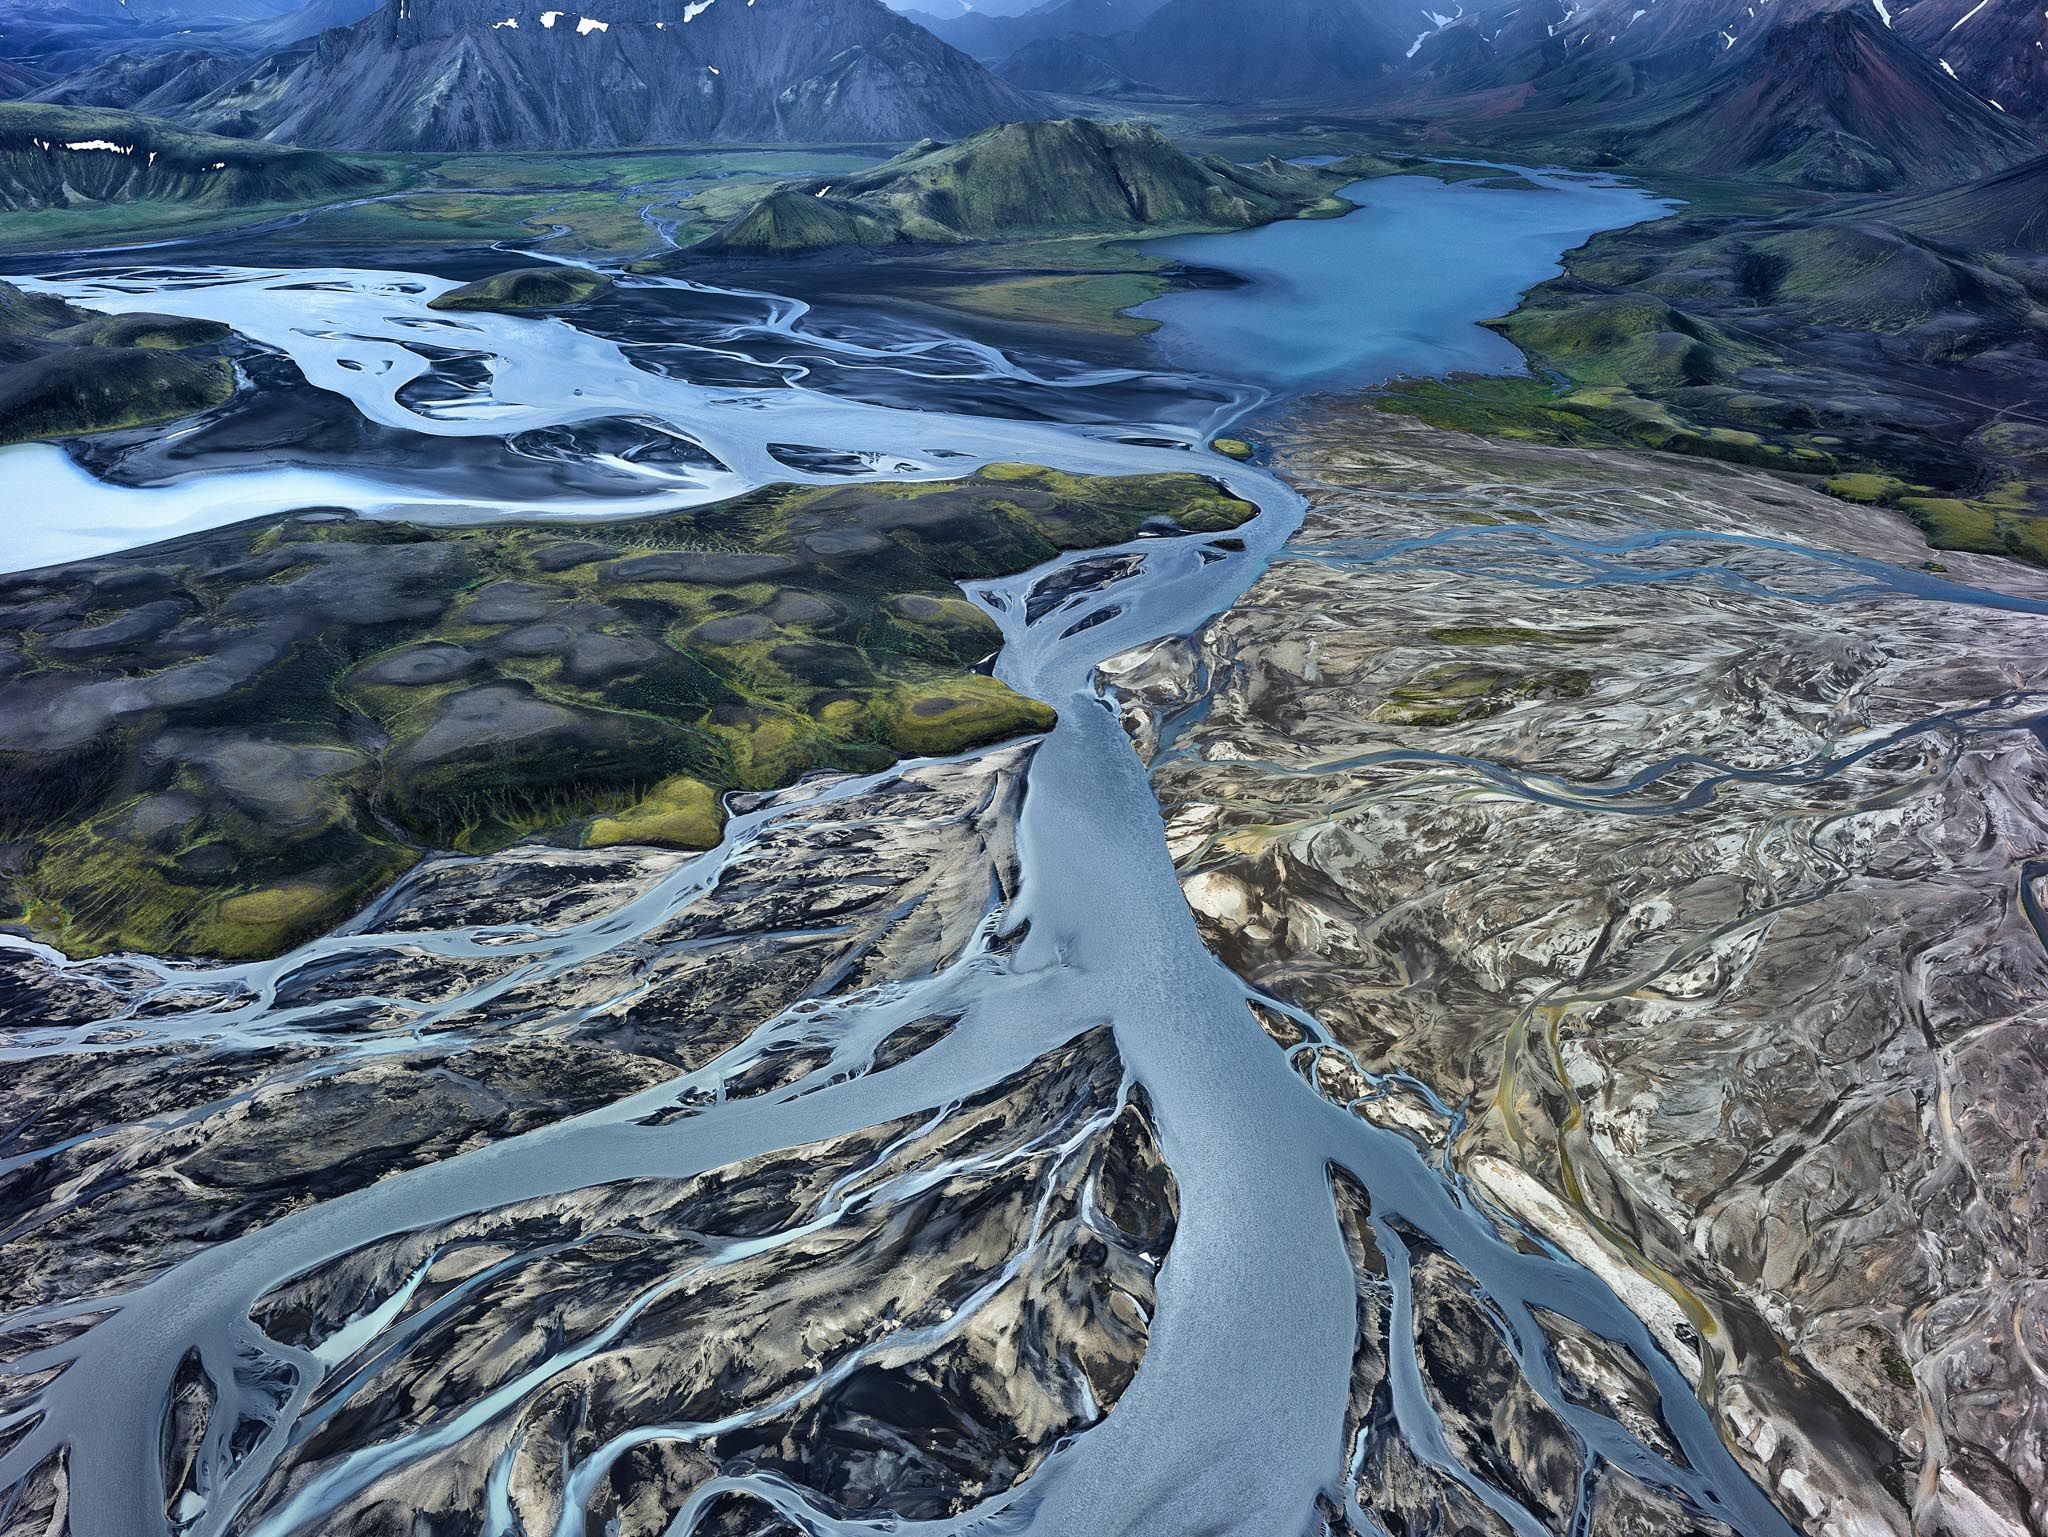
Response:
[1107,401,2048,1537]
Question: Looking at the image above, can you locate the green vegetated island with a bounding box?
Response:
[676,118,1351,253]
[0,466,1252,961]
[0,278,238,446]
[426,265,613,312]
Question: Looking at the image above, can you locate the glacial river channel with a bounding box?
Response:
[0,169,1809,1536]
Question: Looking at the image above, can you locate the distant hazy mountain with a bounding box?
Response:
[0,0,250,77]
[998,34,1155,94]
[1,0,302,23]
[0,58,47,98]
[1612,6,2033,188]
[884,0,1045,15]
[908,0,1167,62]
[964,0,1442,101]
[229,0,385,49]
[1121,0,1411,99]
[166,0,1042,150]
[0,0,378,103]
[29,47,248,115]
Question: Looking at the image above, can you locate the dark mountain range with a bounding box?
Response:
[695,116,1345,251]
[1601,7,2035,188]
[1890,0,2046,120]
[1399,0,2045,120]
[161,0,1041,150]
[1365,0,2034,190]
[970,0,2041,169]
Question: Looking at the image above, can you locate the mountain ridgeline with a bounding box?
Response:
[156,0,1043,150]
[694,118,1349,253]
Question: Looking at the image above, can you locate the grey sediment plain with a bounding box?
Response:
[1105,400,2048,1537]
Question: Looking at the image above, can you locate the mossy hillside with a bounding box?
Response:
[0,347,234,444]
[427,266,613,314]
[0,146,887,259]
[586,775,723,851]
[0,466,1254,960]
[1881,154,2048,258]
[0,278,237,447]
[701,190,904,253]
[690,119,1351,256]
[1827,473,2048,565]
[1375,172,2048,564]
[874,676,1058,757]
[0,101,379,213]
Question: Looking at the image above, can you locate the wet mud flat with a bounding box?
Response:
[1105,399,2048,1537]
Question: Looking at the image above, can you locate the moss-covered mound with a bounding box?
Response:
[0,347,234,443]
[427,266,615,314]
[0,278,236,446]
[695,118,1350,255]
[0,465,1254,960]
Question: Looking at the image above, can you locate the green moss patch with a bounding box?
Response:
[1428,624,1615,646]
[0,465,1245,959]
[1824,473,1910,505]
[1375,664,1593,727]
[1897,485,2048,565]
[873,677,1057,758]
[586,775,724,851]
